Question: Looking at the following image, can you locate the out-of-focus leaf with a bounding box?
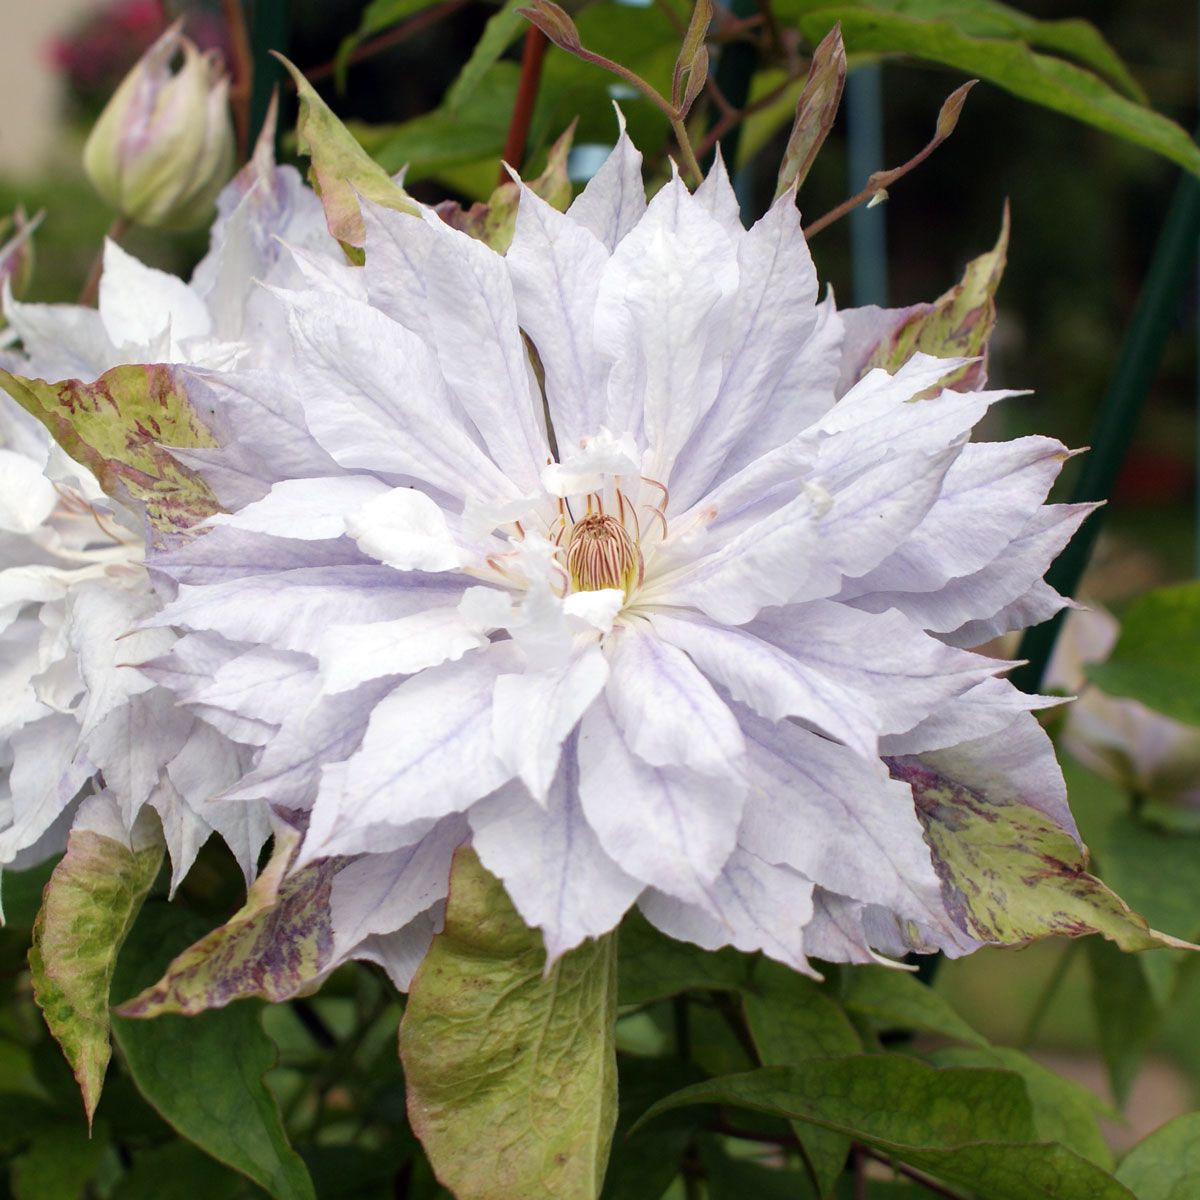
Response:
[0,858,58,930]
[636,1057,1135,1199]
[116,827,336,1017]
[841,965,987,1047]
[274,54,416,258]
[0,364,220,542]
[10,1120,108,1200]
[862,205,1008,391]
[789,8,1200,178]
[744,961,859,1196]
[333,0,445,90]
[775,23,846,198]
[1086,937,1160,1108]
[700,1139,818,1199]
[29,809,162,1125]
[929,1046,1112,1168]
[436,122,575,253]
[110,1143,248,1200]
[447,0,528,111]
[1087,583,1200,726]
[112,903,316,1200]
[618,911,751,1005]
[401,849,617,1200]
[889,756,1197,951]
[1116,1112,1200,1199]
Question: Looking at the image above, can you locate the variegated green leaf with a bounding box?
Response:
[29,802,162,1126]
[401,848,617,1200]
[0,363,221,542]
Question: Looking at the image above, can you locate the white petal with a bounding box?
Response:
[540,427,640,497]
[345,487,465,572]
[566,123,646,251]
[605,624,744,775]
[471,744,642,960]
[0,449,57,534]
[206,475,390,540]
[493,646,608,800]
[576,696,743,903]
[692,147,743,236]
[99,239,211,354]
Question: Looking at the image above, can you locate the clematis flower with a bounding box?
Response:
[0,127,345,888]
[138,129,1096,982]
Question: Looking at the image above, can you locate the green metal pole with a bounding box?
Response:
[1011,160,1200,693]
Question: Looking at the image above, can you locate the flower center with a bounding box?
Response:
[566,513,643,595]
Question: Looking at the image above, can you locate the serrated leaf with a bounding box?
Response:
[791,8,1200,178]
[437,122,576,253]
[866,204,1008,390]
[1086,937,1160,1108]
[0,363,220,543]
[401,848,617,1200]
[273,53,416,258]
[841,964,987,1047]
[1086,583,1200,726]
[112,902,316,1200]
[29,812,162,1126]
[636,1057,1135,1199]
[447,0,529,112]
[888,756,1197,952]
[775,23,846,199]
[618,910,752,1005]
[1116,1112,1200,1199]
[929,1046,1112,1168]
[743,961,860,1196]
[116,827,336,1018]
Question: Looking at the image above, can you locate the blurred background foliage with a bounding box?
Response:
[3,1,1200,1196]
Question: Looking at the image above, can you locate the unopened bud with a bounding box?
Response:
[82,22,235,230]
[0,207,38,300]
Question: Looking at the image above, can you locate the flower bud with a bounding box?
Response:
[82,21,235,230]
[0,207,38,301]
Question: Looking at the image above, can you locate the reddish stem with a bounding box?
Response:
[500,27,549,184]
[221,0,254,161]
[78,215,131,307]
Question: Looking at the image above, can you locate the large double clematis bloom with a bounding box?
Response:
[141,130,1090,978]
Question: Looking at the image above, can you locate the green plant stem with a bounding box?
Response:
[671,117,706,186]
[1018,940,1081,1050]
[855,1145,966,1199]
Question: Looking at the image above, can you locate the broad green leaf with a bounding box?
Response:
[401,848,617,1200]
[929,1046,1112,1168]
[1087,583,1200,726]
[116,827,336,1017]
[743,960,859,1196]
[1086,937,1160,1108]
[636,1057,1135,1200]
[29,812,162,1125]
[791,8,1200,178]
[889,756,1196,951]
[775,23,846,199]
[841,965,987,1047]
[618,911,752,1005]
[864,206,1009,391]
[274,54,416,257]
[11,1120,108,1200]
[0,363,220,542]
[112,902,316,1200]
[437,122,576,253]
[446,0,528,111]
[1116,1112,1200,1199]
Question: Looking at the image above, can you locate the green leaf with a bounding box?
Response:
[1116,1112,1200,1199]
[636,1057,1135,1200]
[1086,583,1200,726]
[29,814,162,1125]
[743,961,860,1196]
[889,755,1196,951]
[0,364,220,542]
[112,902,316,1200]
[862,206,1010,392]
[700,1139,818,1199]
[11,1120,108,1200]
[116,827,336,1017]
[1086,937,1160,1108]
[841,965,987,1047]
[790,7,1200,179]
[618,911,752,1006]
[110,1143,249,1200]
[928,1046,1112,1168]
[400,848,617,1200]
[333,0,445,90]
[446,0,529,112]
[273,54,416,257]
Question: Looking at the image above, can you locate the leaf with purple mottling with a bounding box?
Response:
[889,755,1197,952]
[116,827,336,1017]
[0,362,221,541]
